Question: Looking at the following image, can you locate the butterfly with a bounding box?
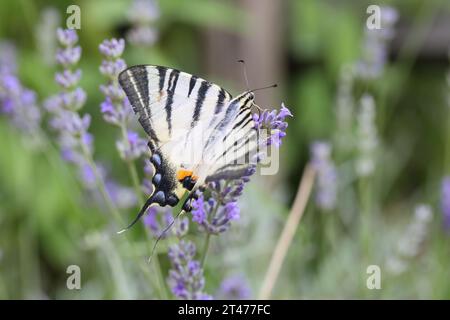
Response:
[118,65,265,231]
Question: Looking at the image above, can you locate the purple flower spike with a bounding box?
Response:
[310,141,337,211]
[99,38,140,165]
[254,103,293,147]
[191,167,254,235]
[216,275,252,300]
[0,43,42,136]
[167,240,211,300]
[56,28,78,47]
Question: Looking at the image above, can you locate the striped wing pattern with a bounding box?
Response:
[118,65,258,222]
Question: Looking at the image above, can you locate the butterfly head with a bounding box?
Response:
[236,91,255,109]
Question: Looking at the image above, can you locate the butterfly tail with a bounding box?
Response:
[117,195,156,234]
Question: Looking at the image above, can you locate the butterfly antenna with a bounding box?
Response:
[148,209,185,264]
[237,59,250,91]
[249,83,278,93]
[117,196,155,234]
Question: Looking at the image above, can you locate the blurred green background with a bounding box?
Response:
[1,0,450,299]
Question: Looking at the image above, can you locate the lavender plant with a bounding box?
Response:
[99,38,148,203]
[167,240,211,300]
[310,141,337,211]
[356,6,398,80]
[0,43,42,140]
[216,275,252,300]
[44,29,135,217]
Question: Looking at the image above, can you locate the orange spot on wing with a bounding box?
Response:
[177,169,198,182]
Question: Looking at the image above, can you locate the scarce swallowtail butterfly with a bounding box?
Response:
[118,65,267,232]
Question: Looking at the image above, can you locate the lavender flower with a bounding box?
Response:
[253,103,293,147]
[191,166,255,234]
[45,28,94,185]
[191,104,292,233]
[116,131,148,161]
[44,29,136,211]
[355,94,378,177]
[99,38,148,162]
[356,6,398,79]
[167,240,211,300]
[216,275,252,300]
[310,141,337,211]
[441,177,450,231]
[0,43,42,138]
[127,0,160,47]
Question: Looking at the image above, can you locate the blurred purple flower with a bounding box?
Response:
[56,46,81,67]
[116,131,148,161]
[216,275,252,300]
[106,181,137,209]
[99,59,127,80]
[441,177,450,231]
[167,240,211,300]
[0,43,42,137]
[310,141,337,211]
[56,28,78,47]
[55,69,81,89]
[127,0,160,47]
[143,206,189,239]
[356,6,398,79]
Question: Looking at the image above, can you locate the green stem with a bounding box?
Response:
[200,233,212,268]
[200,201,221,268]
[127,160,144,204]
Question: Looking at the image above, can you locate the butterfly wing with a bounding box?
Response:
[119,65,235,216]
[202,98,259,183]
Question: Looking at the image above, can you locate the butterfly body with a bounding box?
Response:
[118,65,259,228]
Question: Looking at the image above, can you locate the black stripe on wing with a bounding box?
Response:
[192,80,211,128]
[188,75,198,97]
[165,69,180,136]
[118,66,160,143]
